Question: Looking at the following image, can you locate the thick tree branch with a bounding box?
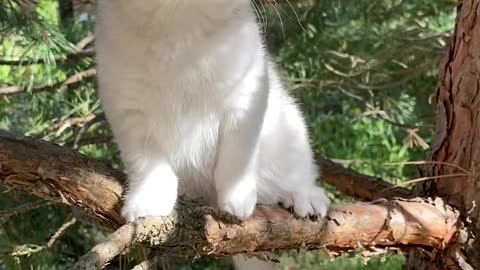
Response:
[73,198,459,270]
[0,129,125,230]
[317,158,412,200]
[0,130,459,269]
[0,130,409,229]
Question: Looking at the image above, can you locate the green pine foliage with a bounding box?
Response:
[0,0,455,269]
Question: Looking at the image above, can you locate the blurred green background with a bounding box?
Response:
[0,0,455,269]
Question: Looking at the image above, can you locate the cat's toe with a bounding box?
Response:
[122,204,171,222]
[219,199,256,220]
[280,196,293,209]
[292,187,330,218]
[310,188,330,217]
[122,191,175,222]
[217,184,257,220]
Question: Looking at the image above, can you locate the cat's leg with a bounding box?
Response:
[232,255,275,270]
[253,81,330,218]
[108,110,178,222]
[214,88,268,220]
[121,159,178,222]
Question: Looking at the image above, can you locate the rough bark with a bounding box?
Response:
[408,0,480,269]
[0,130,461,268]
[0,129,125,230]
[73,198,459,270]
[0,129,409,231]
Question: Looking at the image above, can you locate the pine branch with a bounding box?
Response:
[0,129,460,269]
[1,216,77,258]
[0,49,94,66]
[0,200,56,221]
[0,69,96,96]
[72,198,459,269]
[0,129,412,230]
[318,158,413,200]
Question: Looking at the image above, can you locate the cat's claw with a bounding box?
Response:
[291,187,330,218]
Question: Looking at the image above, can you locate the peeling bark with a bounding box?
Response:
[0,130,460,269]
[73,198,459,270]
[0,129,409,231]
[0,129,125,230]
[0,128,461,268]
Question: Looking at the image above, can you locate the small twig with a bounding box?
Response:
[0,34,95,66]
[69,113,108,149]
[2,216,77,257]
[383,173,469,191]
[131,256,160,270]
[0,201,56,221]
[0,69,96,96]
[362,108,431,131]
[37,114,97,139]
[45,217,77,248]
[333,84,431,132]
[73,135,114,149]
[384,161,469,174]
[75,34,95,51]
[0,50,95,66]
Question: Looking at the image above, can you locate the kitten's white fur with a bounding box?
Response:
[95,1,330,269]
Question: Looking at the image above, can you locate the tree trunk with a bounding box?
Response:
[408,0,480,269]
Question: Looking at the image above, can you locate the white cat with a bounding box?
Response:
[95,1,330,269]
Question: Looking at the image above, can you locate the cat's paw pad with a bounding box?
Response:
[292,187,330,218]
[122,189,176,222]
[217,183,257,220]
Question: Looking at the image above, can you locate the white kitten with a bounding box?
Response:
[95,1,330,269]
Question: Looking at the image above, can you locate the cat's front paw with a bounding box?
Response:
[290,187,330,218]
[217,181,257,220]
[122,187,177,222]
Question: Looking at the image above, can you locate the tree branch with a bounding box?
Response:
[317,158,412,200]
[0,35,95,66]
[0,129,125,230]
[1,216,77,258]
[0,50,95,66]
[131,257,160,270]
[0,200,56,221]
[0,69,96,96]
[0,129,410,230]
[73,198,459,270]
[0,129,459,269]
